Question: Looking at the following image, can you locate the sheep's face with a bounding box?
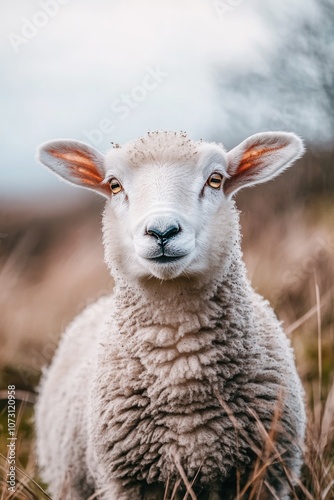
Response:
[102,142,236,280]
[37,131,304,282]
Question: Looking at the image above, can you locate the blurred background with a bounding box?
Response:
[0,0,333,497]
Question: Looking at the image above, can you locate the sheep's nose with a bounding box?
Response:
[146,224,180,244]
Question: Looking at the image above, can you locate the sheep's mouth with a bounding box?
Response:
[150,255,185,264]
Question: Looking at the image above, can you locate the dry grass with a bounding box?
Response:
[0,149,333,498]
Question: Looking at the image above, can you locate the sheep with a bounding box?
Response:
[35,130,306,500]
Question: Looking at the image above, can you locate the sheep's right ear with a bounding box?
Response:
[37,139,110,197]
[224,132,305,197]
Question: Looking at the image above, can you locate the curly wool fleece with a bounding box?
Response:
[36,227,305,499]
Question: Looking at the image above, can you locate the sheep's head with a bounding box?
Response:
[37,131,304,281]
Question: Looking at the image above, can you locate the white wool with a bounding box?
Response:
[35,131,306,499]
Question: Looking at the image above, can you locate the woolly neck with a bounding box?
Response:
[110,257,254,343]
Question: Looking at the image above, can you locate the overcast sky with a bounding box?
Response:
[1,0,333,202]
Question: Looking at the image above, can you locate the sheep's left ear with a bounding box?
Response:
[37,139,110,197]
[224,132,305,197]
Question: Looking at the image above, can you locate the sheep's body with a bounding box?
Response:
[36,131,306,499]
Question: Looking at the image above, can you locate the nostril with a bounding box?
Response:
[162,225,180,240]
[146,227,163,240]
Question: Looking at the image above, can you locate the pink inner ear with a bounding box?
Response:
[237,143,287,174]
[49,148,110,194]
[224,141,289,196]
[53,150,92,166]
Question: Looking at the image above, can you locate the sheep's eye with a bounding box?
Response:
[207,173,223,189]
[109,178,123,194]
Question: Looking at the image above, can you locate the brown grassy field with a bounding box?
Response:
[0,148,333,499]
